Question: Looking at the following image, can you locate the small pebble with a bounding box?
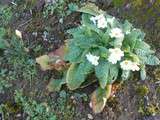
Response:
[87,114,93,120]
[16,114,21,117]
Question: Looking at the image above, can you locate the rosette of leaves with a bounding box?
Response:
[63,3,160,113]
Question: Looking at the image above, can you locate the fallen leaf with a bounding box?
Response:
[36,55,52,71]
[36,45,68,71]
[90,85,112,113]
[48,45,66,59]
[90,87,107,113]
[50,58,67,71]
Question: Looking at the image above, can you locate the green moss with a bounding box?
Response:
[154,68,160,81]
[136,85,149,97]
[131,0,143,7]
[138,99,160,116]
[4,101,20,113]
[0,101,21,119]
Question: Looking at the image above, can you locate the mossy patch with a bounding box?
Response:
[154,68,160,81]
[138,101,160,116]
[136,85,149,97]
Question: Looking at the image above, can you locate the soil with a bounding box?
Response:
[0,0,160,120]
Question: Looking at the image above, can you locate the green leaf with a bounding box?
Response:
[134,41,150,50]
[66,61,93,90]
[101,31,110,45]
[77,3,104,16]
[67,27,84,37]
[95,61,118,88]
[98,46,108,58]
[144,55,160,65]
[64,41,83,63]
[81,13,93,26]
[132,29,145,41]
[108,64,119,83]
[124,29,145,51]
[73,35,98,49]
[122,20,133,33]
[95,61,109,88]
[66,64,78,90]
[47,78,65,92]
[135,49,155,57]
[124,33,138,50]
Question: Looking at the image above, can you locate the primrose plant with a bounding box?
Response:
[63,4,160,113]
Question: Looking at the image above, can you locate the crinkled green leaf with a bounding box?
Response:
[124,33,138,50]
[123,20,133,33]
[135,41,150,50]
[67,26,85,37]
[135,49,155,57]
[73,35,98,49]
[64,41,83,63]
[95,61,118,88]
[95,61,109,88]
[101,31,110,45]
[98,46,108,58]
[132,28,145,41]
[81,13,93,26]
[144,55,160,65]
[108,64,119,83]
[66,61,93,90]
[124,29,145,51]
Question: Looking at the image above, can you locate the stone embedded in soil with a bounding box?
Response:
[87,114,93,120]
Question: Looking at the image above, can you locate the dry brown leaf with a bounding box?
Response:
[36,45,68,71]
[36,55,52,71]
[90,85,112,113]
